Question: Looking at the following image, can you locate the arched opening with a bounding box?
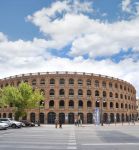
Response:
[87,113,93,124]
[69,78,74,85]
[110,113,114,123]
[49,100,54,108]
[59,100,64,107]
[68,113,74,124]
[96,101,99,107]
[95,90,99,96]
[122,113,124,122]
[87,90,91,96]
[78,79,83,85]
[78,89,83,95]
[50,89,55,95]
[110,102,113,108]
[87,79,91,85]
[69,100,74,107]
[116,113,120,122]
[103,91,107,97]
[30,113,35,123]
[95,80,99,87]
[78,100,83,108]
[87,101,92,108]
[103,113,108,123]
[3,113,6,118]
[102,81,106,88]
[47,112,56,124]
[69,89,74,95]
[59,113,65,124]
[59,89,64,95]
[60,78,65,84]
[50,78,55,84]
[40,79,45,85]
[40,113,45,124]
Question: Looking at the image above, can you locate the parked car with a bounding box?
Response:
[0,121,9,130]
[20,120,35,127]
[0,118,22,128]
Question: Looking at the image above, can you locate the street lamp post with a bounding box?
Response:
[38,101,44,126]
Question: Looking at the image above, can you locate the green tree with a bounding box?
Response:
[1,82,44,120]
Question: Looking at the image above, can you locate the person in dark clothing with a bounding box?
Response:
[59,119,62,128]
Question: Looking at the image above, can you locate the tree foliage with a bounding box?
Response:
[0,82,44,120]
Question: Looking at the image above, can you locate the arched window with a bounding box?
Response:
[103,91,107,97]
[95,90,99,96]
[69,78,74,84]
[87,79,91,85]
[87,90,91,96]
[78,79,83,85]
[95,80,99,87]
[121,103,123,108]
[116,103,119,108]
[125,95,127,99]
[78,100,83,107]
[78,89,83,95]
[60,78,65,84]
[59,100,65,107]
[115,93,118,98]
[69,89,74,95]
[120,85,123,90]
[87,101,92,107]
[120,94,123,99]
[69,100,74,107]
[32,79,36,85]
[124,86,126,91]
[110,102,113,108]
[125,104,127,108]
[50,78,55,84]
[40,79,45,85]
[109,92,113,97]
[49,100,54,107]
[102,81,106,88]
[109,82,112,88]
[59,89,65,95]
[115,83,118,88]
[96,101,99,107]
[50,89,55,95]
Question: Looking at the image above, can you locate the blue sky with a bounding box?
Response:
[0,0,139,96]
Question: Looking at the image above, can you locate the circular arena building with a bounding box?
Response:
[0,71,137,124]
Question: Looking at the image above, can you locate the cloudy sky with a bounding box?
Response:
[0,0,139,96]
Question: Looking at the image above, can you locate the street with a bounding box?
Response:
[0,123,139,150]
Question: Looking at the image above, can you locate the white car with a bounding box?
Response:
[0,121,9,130]
[0,118,22,128]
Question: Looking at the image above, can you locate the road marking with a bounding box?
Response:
[67,146,77,149]
[82,143,139,146]
[67,129,77,149]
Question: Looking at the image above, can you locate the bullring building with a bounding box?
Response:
[0,71,137,124]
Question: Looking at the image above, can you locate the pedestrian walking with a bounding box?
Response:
[55,118,58,128]
[59,119,62,128]
[74,119,77,126]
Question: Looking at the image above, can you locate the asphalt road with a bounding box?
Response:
[0,123,139,150]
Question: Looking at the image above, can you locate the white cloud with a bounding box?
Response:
[122,0,132,12]
[27,0,139,58]
[0,32,7,42]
